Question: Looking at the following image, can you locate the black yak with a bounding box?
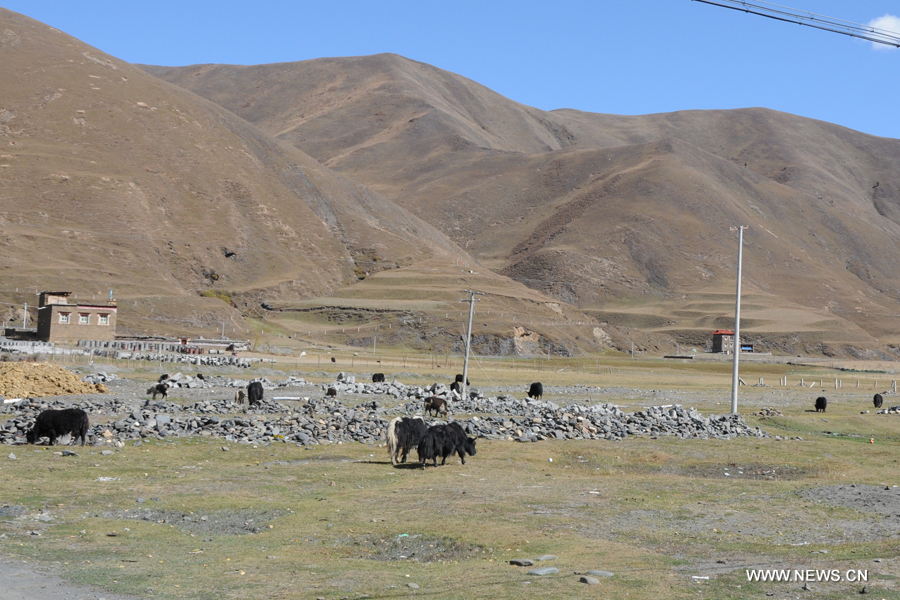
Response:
[815,396,827,412]
[423,396,449,417]
[874,393,884,409]
[147,383,168,400]
[157,373,169,383]
[27,408,89,446]
[372,373,385,383]
[417,422,476,467]
[386,416,428,465]
[450,381,461,394]
[235,389,246,404]
[247,381,264,405]
[454,374,470,385]
[527,382,543,400]
[326,387,337,398]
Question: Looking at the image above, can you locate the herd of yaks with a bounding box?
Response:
[20,372,892,463]
[21,372,546,470]
[814,392,886,413]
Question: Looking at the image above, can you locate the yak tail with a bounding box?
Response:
[417,433,435,464]
[386,416,401,465]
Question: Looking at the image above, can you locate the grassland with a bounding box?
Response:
[3,355,900,599]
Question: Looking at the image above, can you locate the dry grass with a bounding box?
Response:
[4,357,900,599]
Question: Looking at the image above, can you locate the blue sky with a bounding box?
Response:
[4,1,898,139]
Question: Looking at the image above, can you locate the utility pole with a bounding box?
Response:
[22,302,27,328]
[730,226,748,414]
[460,290,483,402]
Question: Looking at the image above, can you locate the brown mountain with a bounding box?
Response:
[0,10,609,355]
[144,54,900,356]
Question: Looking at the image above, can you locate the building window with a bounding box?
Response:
[79,313,90,325]
[98,314,109,326]
[59,312,70,324]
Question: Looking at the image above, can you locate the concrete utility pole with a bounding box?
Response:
[22,302,27,328]
[730,225,748,414]
[460,290,483,402]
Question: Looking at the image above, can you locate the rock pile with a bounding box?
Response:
[1,396,388,446]
[756,407,782,418]
[1,381,767,446]
[101,351,258,368]
[157,373,311,391]
[454,403,763,442]
[82,372,119,385]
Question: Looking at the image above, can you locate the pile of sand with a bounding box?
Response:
[0,362,106,399]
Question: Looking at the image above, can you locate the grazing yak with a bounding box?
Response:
[247,381,264,406]
[454,374,470,386]
[372,373,386,383]
[386,416,428,465]
[815,396,827,412]
[326,387,338,398]
[418,422,476,468]
[527,382,543,400]
[874,393,884,409]
[423,396,449,417]
[27,408,89,446]
[330,356,336,363]
[450,381,461,395]
[147,383,168,400]
[157,373,169,383]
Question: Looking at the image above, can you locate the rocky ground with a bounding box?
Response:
[1,372,769,448]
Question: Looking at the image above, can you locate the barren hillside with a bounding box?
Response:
[0,11,610,355]
[145,54,900,356]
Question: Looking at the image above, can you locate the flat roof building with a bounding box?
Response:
[36,291,117,343]
[711,329,734,354]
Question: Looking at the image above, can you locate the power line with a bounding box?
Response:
[694,0,900,48]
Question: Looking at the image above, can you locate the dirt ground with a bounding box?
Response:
[0,362,105,398]
[0,556,142,600]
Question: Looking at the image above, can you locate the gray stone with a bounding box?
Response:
[579,576,600,585]
[510,559,534,566]
[61,450,78,456]
[534,554,557,561]
[586,570,614,577]
[407,583,419,589]
[7,453,15,460]
[527,567,558,576]
[101,450,114,456]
